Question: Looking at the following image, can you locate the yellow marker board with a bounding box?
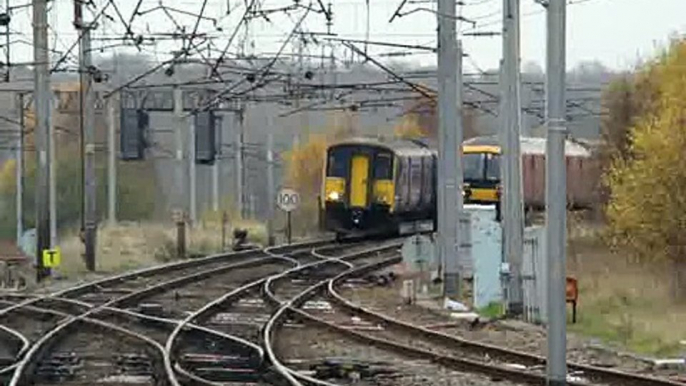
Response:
[42,248,61,268]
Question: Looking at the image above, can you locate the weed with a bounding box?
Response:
[478,302,505,319]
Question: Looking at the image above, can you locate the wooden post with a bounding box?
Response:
[221,211,228,250]
[173,210,186,259]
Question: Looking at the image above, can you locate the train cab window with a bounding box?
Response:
[373,153,393,180]
[463,153,485,181]
[327,148,347,177]
[485,154,501,182]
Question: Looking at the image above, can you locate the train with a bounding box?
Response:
[319,135,600,238]
[462,135,601,210]
[320,137,437,238]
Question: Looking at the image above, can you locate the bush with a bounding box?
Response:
[604,38,686,300]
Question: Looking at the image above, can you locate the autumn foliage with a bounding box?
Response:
[396,96,480,140]
[284,134,330,199]
[393,114,425,139]
[604,39,686,299]
[282,120,354,234]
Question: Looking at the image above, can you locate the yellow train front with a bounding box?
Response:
[462,142,502,205]
[320,138,437,238]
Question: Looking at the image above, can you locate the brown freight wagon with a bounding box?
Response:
[462,136,602,211]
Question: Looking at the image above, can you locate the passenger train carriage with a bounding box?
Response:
[320,138,437,238]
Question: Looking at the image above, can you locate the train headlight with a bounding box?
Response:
[327,191,341,201]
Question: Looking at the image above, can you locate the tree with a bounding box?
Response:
[399,96,480,140]
[600,68,659,164]
[0,84,158,240]
[605,38,686,300]
[393,114,424,139]
[282,121,353,234]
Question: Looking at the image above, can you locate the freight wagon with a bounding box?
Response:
[462,135,601,211]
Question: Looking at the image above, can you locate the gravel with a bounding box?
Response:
[335,278,686,382]
[276,321,523,386]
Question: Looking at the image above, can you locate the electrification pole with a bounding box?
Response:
[266,115,275,246]
[296,35,304,147]
[437,0,461,298]
[78,13,97,271]
[546,0,568,384]
[15,93,24,246]
[456,39,465,272]
[173,88,187,217]
[235,106,244,219]
[189,110,197,226]
[212,157,219,212]
[49,92,56,248]
[206,62,219,214]
[3,0,10,82]
[211,112,220,215]
[108,97,117,225]
[33,0,51,280]
[501,0,524,315]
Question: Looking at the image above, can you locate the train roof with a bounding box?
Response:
[463,135,591,157]
[328,136,436,156]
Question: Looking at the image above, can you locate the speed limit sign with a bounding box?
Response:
[277,188,300,212]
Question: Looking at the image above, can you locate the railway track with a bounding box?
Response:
[0,246,263,357]
[0,238,340,386]
[163,238,397,386]
[267,245,686,386]
[264,240,406,386]
[0,235,681,386]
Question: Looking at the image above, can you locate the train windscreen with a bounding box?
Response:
[485,153,501,182]
[327,148,348,177]
[463,153,484,181]
[373,152,393,179]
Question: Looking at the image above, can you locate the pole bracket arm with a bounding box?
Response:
[546,118,567,133]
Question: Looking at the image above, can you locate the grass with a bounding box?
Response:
[36,219,267,286]
[477,301,505,319]
[567,217,686,358]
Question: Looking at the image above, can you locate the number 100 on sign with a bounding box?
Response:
[277,189,300,212]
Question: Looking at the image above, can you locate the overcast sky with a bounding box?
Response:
[5,0,685,74]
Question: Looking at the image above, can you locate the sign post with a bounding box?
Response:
[276,188,300,245]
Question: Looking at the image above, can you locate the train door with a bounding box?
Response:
[350,154,370,208]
